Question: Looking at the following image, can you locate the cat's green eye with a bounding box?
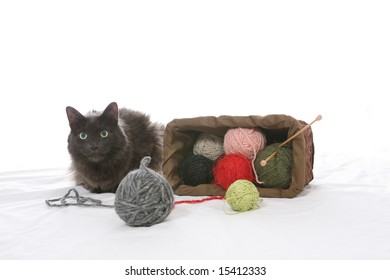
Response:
[79,132,88,140]
[100,130,109,138]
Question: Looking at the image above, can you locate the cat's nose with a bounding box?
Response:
[90,145,99,151]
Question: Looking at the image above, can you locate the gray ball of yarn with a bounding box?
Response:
[114,156,175,227]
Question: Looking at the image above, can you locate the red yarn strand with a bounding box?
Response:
[174,196,225,205]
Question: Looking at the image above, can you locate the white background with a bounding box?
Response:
[0,0,389,169]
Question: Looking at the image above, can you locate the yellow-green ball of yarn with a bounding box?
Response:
[226,180,260,212]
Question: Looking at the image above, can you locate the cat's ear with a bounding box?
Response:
[101,102,119,124]
[66,106,85,130]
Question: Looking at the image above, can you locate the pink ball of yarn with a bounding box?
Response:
[223,128,266,160]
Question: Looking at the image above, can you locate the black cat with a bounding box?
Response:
[66,102,164,193]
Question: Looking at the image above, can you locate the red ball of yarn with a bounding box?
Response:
[213,154,255,190]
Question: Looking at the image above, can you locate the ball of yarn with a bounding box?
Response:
[193,133,224,161]
[226,180,260,212]
[180,154,214,186]
[213,154,255,190]
[254,143,293,188]
[114,156,175,227]
[224,127,266,160]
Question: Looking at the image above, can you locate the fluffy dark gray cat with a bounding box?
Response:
[66,102,165,193]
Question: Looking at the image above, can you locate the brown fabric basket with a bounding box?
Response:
[162,114,314,198]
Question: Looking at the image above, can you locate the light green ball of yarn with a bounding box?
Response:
[254,143,293,188]
[226,180,260,212]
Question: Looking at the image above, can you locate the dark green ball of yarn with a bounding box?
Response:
[180,154,214,186]
[254,143,293,188]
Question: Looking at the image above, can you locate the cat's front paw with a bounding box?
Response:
[90,187,103,194]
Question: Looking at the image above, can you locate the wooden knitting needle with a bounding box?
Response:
[260,115,322,166]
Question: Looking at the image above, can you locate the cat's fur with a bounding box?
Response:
[66,102,165,193]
